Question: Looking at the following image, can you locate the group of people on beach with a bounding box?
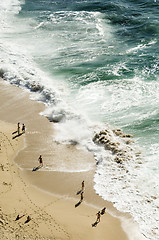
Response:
[17,122,25,135]
[15,123,106,226]
[96,207,106,223]
[15,214,31,224]
[14,122,43,223]
[17,123,43,169]
[12,122,25,139]
[76,180,106,224]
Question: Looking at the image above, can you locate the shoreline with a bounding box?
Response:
[0,79,145,240]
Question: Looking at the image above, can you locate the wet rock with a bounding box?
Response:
[113,129,123,136]
[99,136,105,142]
[125,140,132,144]
[69,140,78,145]
[93,127,136,165]
[0,69,5,78]
[151,196,157,200]
[114,157,123,164]
[25,82,44,92]
[92,133,99,142]
[99,130,107,135]
[121,134,133,138]
[47,113,64,123]
[135,152,141,157]
[30,83,43,92]
[105,144,117,152]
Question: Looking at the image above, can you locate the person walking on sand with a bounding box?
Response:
[25,215,31,223]
[80,191,84,202]
[82,180,85,191]
[101,207,106,215]
[38,155,43,167]
[22,123,25,133]
[96,211,101,223]
[17,122,20,135]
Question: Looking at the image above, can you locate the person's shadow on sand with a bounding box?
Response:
[75,201,82,208]
[32,165,42,172]
[91,221,99,227]
[76,189,82,195]
[24,216,31,224]
[12,130,18,135]
[12,133,23,139]
[15,214,25,221]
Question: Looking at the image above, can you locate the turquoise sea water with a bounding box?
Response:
[0,0,159,239]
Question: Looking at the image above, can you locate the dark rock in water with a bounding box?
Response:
[92,133,99,142]
[99,130,108,136]
[151,196,157,200]
[93,127,136,165]
[43,93,51,101]
[122,134,133,138]
[46,116,59,123]
[30,83,43,92]
[0,69,5,78]
[125,140,132,144]
[112,149,118,154]
[99,136,105,141]
[113,129,123,136]
[126,134,133,138]
[99,136,107,144]
[69,140,78,145]
[25,82,44,92]
[47,113,65,123]
[114,156,123,164]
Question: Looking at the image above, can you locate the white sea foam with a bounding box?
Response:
[126,40,157,54]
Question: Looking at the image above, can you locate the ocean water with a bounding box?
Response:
[0,0,159,239]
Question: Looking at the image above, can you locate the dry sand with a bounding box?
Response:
[0,79,145,240]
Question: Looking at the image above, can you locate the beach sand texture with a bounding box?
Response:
[0,79,144,240]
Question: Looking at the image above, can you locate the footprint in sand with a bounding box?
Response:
[3,182,12,187]
[0,164,5,171]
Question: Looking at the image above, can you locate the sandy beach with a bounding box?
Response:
[0,79,145,240]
